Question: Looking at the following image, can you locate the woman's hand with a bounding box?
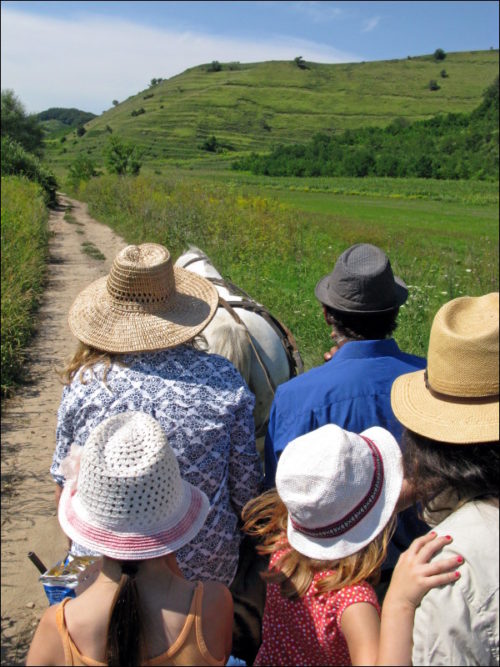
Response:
[375,531,463,666]
[386,531,463,611]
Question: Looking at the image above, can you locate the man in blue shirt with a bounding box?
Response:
[264,243,428,580]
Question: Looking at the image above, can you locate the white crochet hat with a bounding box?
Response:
[276,424,403,560]
[58,411,210,560]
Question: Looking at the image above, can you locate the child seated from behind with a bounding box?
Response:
[243,424,462,666]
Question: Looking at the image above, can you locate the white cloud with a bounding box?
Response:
[1,8,361,114]
[291,1,345,23]
[361,17,380,33]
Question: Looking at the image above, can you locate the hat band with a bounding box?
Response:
[424,369,499,400]
[289,436,384,539]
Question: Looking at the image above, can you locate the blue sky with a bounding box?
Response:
[1,1,498,114]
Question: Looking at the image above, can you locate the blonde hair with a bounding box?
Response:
[242,489,395,599]
[59,335,208,386]
[59,341,119,385]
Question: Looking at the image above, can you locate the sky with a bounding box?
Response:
[1,1,499,115]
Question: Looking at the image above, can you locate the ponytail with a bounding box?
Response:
[105,561,144,666]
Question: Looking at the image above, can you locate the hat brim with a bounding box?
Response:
[58,479,210,561]
[68,267,218,353]
[315,275,408,313]
[391,371,499,444]
[286,426,403,560]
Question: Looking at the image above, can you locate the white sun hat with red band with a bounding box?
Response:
[276,423,403,561]
[58,411,210,561]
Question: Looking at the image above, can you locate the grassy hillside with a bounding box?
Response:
[45,50,499,174]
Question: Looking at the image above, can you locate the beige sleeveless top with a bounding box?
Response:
[55,583,225,666]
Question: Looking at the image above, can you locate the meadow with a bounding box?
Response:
[75,172,499,369]
[1,176,50,396]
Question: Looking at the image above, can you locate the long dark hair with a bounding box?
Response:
[402,429,499,519]
[105,561,145,667]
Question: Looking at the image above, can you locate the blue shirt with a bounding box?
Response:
[264,338,427,569]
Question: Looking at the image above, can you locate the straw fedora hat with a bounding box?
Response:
[315,243,408,313]
[68,243,218,353]
[276,424,403,560]
[58,411,210,560]
[392,293,499,443]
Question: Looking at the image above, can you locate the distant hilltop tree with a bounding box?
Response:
[207,61,222,72]
[112,100,119,106]
[36,107,96,127]
[433,48,446,61]
[294,56,308,70]
[149,78,163,87]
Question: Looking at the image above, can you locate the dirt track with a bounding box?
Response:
[1,195,127,665]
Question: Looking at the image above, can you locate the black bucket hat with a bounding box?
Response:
[315,244,408,314]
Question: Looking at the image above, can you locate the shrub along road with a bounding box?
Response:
[1,195,126,665]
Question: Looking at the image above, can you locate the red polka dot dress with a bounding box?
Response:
[254,549,380,666]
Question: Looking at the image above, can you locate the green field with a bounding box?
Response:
[45,50,499,175]
[74,172,498,370]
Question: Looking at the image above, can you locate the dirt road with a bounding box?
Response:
[1,195,127,665]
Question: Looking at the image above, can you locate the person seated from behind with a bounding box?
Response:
[52,242,263,591]
[28,412,233,666]
[391,292,499,666]
[264,243,428,593]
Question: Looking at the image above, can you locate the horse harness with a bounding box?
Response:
[179,254,303,392]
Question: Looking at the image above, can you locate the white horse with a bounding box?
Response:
[175,246,303,439]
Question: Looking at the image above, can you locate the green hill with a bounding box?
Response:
[233,77,499,180]
[37,107,97,139]
[44,50,499,174]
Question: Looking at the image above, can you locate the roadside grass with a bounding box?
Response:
[77,174,498,369]
[1,176,49,397]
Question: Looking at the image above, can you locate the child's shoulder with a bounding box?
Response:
[333,580,380,613]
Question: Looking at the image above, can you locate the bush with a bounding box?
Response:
[0,137,57,205]
[67,154,98,189]
[131,107,146,117]
[294,56,308,70]
[104,135,143,175]
[428,80,440,91]
[433,48,446,61]
[200,135,220,152]
[76,125,86,136]
[440,69,448,78]
[207,61,222,72]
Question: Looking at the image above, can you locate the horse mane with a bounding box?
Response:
[208,321,252,385]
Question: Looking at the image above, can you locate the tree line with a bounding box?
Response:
[1,89,58,205]
[233,77,499,181]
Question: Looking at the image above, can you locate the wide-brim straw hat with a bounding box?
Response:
[315,243,408,313]
[68,243,219,353]
[392,292,499,443]
[58,411,210,560]
[276,424,403,561]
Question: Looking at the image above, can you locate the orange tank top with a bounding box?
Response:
[55,583,225,666]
